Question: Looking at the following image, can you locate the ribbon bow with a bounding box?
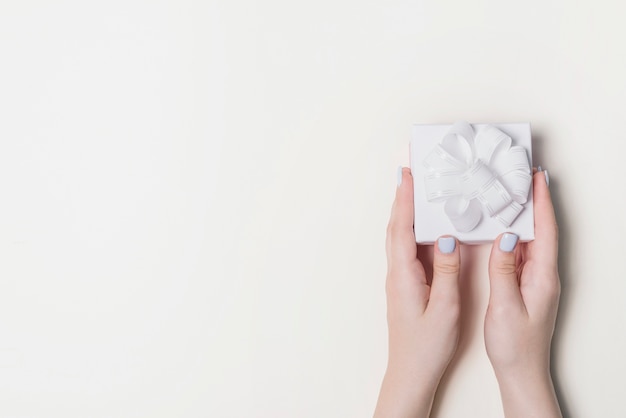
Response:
[423,122,532,232]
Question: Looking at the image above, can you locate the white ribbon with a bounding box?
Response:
[423,122,532,232]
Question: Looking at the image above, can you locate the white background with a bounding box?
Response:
[1,1,625,417]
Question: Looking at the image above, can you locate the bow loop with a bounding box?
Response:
[474,125,512,164]
[423,122,531,232]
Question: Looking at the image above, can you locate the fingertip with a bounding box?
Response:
[533,169,551,198]
[397,166,413,187]
[437,235,457,255]
[394,166,414,213]
[498,232,519,253]
[532,169,558,236]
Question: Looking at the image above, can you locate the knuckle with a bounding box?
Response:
[434,259,460,276]
[490,260,517,277]
[433,255,461,276]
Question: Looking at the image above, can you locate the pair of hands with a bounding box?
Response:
[374,167,561,418]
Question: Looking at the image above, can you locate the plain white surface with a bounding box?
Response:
[411,123,534,244]
[1,1,625,417]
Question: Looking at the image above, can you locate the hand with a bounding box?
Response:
[374,167,461,418]
[484,168,562,417]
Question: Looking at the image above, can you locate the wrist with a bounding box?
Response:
[494,362,551,387]
[374,367,439,418]
[495,368,561,418]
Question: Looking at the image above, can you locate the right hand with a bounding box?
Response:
[484,168,562,417]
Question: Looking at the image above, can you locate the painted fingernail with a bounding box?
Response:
[397,166,403,187]
[537,165,543,172]
[438,236,456,254]
[499,233,519,252]
[544,169,550,187]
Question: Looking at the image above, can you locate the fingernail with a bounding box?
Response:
[544,169,550,187]
[438,236,456,254]
[499,233,519,252]
[537,165,543,172]
[397,166,403,187]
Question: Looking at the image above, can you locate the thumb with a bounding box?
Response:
[427,236,461,313]
[488,233,524,309]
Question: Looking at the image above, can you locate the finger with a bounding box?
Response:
[385,167,418,272]
[385,167,429,311]
[528,168,558,271]
[427,236,461,313]
[488,233,525,311]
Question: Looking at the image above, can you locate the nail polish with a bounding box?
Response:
[537,165,543,172]
[397,166,403,187]
[499,233,519,252]
[438,236,456,254]
[544,169,550,187]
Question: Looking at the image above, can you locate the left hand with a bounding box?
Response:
[374,167,462,418]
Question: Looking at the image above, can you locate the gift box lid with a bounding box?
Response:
[410,122,535,245]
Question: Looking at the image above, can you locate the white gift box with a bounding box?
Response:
[410,122,535,245]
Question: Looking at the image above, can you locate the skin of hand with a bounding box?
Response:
[374,167,461,418]
[484,169,562,418]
